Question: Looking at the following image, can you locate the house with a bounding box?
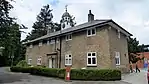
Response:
[24,9,132,73]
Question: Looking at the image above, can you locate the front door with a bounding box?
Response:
[49,58,52,68]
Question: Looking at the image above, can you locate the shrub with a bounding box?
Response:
[10,66,121,81]
[10,66,31,73]
[16,60,28,67]
[70,69,121,81]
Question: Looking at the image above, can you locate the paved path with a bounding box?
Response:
[0,67,144,84]
[122,69,148,84]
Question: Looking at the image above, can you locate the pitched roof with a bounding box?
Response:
[23,19,132,44]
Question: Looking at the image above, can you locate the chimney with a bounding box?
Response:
[88,10,94,22]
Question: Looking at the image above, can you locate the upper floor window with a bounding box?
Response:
[47,40,50,45]
[66,34,72,41]
[87,52,97,66]
[29,44,33,48]
[57,38,59,43]
[115,52,120,65]
[39,42,42,46]
[87,28,96,36]
[50,38,55,44]
[65,54,72,65]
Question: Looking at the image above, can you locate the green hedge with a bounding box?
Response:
[10,66,121,81]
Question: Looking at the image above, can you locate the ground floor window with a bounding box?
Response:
[115,52,120,65]
[65,54,72,66]
[28,58,32,65]
[37,57,42,65]
[87,52,97,66]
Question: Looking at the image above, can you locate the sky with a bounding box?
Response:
[10,0,149,44]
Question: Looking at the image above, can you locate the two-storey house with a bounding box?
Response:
[24,9,132,73]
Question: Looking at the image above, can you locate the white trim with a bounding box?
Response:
[115,52,120,65]
[87,52,97,66]
[65,54,72,65]
[87,28,96,37]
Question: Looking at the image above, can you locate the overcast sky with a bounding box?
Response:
[10,0,149,44]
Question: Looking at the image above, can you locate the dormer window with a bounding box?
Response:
[87,28,96,36]
[66,34,72,41]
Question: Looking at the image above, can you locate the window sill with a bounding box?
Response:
[116,64,120,66]
[65,64,72,67]
[87,34,96,37]
[87,64,97,67]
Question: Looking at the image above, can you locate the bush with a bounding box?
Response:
[70,69,121,81]
[16,60,28,67]
[10,66,121,81]
[10,66,31,73]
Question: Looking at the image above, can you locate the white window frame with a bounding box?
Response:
[66,34,72,41]
[65,54,72,66]
[28,58,32,65]
[50,38,55,44]
[29,44,33,48]
[87,52,97,66]
[115,52,120,65]
[56,38,59,43]
[37,57,42,65]
[87,28,96,37]
[47,40,50,45]
[39,42,42,46]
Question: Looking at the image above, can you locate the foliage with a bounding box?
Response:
[16,60,28,67]
[10,67,121,81]
[10,66,31,73]
[128,37,146,63]
[25,4,60,41]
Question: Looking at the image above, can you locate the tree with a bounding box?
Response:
[0,0,25,66]
[25,4,60,41]
[128,37,144,63]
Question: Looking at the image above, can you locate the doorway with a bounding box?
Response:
[48,58,55,68]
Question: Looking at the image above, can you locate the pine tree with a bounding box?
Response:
[25,4,60,41]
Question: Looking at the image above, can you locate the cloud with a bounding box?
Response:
[10,0,149,44]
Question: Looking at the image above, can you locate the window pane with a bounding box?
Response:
[69,59,72,65]
[92,58,96,64]
[69,34,72,39]
[66,59,68,64]
[115,58,119,64]
[88,30,91,35]
[92,53,95,56]
[92,29,96,35]
[69,55,71,57]
[88,53,91,56]
[88,58,91,64]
